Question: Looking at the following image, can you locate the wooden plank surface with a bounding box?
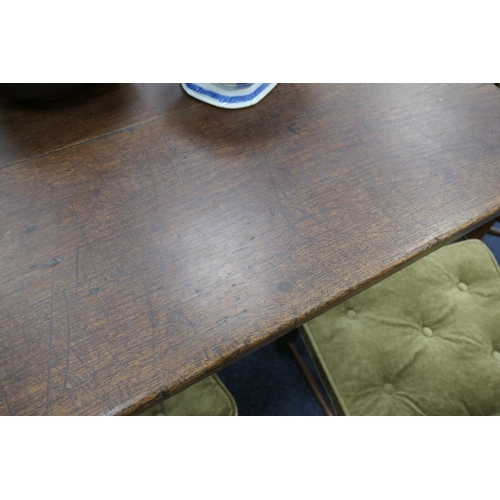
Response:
[1,84,500,415]
[0,83,197,168]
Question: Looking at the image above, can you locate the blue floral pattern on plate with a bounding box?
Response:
[184,83,271,104]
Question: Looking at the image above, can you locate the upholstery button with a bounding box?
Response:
[458,282,468,291]
[422,327,433,337]
[346,310,357,319]
[493,351,500,362]
[383,383,395,395]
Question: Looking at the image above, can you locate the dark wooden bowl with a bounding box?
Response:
[0,83,90,100]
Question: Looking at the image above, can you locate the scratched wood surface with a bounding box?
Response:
[1,84,500,415]
[0,83,197,169]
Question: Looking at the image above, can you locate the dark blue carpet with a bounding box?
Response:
[218,336,324,416]
[219,224,500,416]
[483,223,500,257]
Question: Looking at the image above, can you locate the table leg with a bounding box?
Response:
[466,219,497,240]
[278,330,336,416]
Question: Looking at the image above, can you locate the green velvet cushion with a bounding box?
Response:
[303,240,500,416]
[140,375,237,416]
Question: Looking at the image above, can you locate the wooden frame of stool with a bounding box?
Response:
[277,329,336,416]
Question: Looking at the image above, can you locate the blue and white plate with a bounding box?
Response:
[181,83,277,109]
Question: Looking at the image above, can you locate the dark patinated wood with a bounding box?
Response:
[0,83,198,169]
[467,220,496,239]
[1,84,500,416]
[278,330,335,416]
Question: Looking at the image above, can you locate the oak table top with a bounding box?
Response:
[1,83,500,416]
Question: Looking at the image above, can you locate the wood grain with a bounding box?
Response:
[0,83,198,169]
[1,84,500,415]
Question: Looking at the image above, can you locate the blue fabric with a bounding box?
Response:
[218,337,324,416]
[483,222,500,258]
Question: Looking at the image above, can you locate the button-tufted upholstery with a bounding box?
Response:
[140,375,237,416]
[302,240,500,416]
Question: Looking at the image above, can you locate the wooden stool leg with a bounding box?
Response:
[278,330,336,416]
[467,220,496,240]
